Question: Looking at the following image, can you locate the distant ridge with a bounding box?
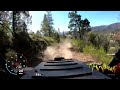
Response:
[91,22,120,32]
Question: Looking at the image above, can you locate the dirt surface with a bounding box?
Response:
[42,38,102,65]
[71,51,101,64]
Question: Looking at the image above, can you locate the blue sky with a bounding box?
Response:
[28,11,120,33]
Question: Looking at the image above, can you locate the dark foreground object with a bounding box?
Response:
[21,58,110,79]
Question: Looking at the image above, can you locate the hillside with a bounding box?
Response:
[91,22,120,33]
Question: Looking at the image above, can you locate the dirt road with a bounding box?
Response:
[43,38,101,65]
[71,51,101,64]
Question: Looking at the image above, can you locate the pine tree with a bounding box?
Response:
[36,30,41,35]
[40,14,49,36]
[46,11,54,37]
[12,11,32,34]
[58,28,60,34]
[68,11,91,39]
[40,12,55,37]
[0,11,12,57]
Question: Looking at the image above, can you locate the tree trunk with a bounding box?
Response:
[78,27,82,39]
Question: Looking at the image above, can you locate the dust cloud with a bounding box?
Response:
[43,38,73,61]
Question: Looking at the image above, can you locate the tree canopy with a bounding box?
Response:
[68,11,91,39]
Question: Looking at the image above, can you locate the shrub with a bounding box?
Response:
[71,39,85,48]
[88,32,110,52]
[0,26,12,57]
[5,49,17,62]
[71,39,86,52]
[83,45,112,65]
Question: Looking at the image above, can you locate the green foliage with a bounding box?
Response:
[40,12,54,37]
[12,31,32,51]
[102,38,110,53]
[13,11,32,33]
[108,47,118,54]
[47,11,54,37]
[0,22,12,57]
[55,32,60,43]
[62,31,66,38]
[30,34,49,51]
[0,11,59,67]
[5,49,16,62]
[40,14,50,36]
[71,36,112,64]
[71,39,85,52]
[71,39,84,47]
[88,32,110,52]
[68,11,81,30]
[43,36,58,45]
[68,11,91,39]
[36,30,41,35]
[88,32,97,46]
[83,45,112,65]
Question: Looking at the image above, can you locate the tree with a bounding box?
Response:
[40,14,49,36]
[113,31,120,46]
[55,32,60,43]
[88,32,97,47]
[0,11,10,25]
[0,11,11,57]
[58,28,60,34]
[12,11,32,34]
[68,11,91,39]
[88,32,110,52]
[11,11,41,60]
[68,11,80,39]
[62,30,66,38]
[0,11,11,33]
[36,30,41,35]
[80,18,91,36]
[46,11,54,37]
[40,12,55,37]
[102,38,110,53]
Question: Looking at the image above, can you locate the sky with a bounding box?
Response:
[28,11,120,33]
